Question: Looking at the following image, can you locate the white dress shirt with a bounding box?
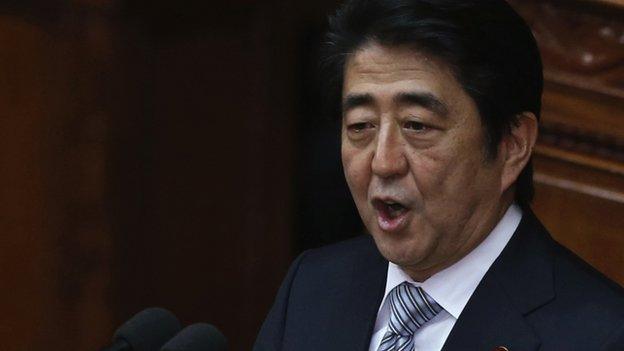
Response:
[368,204,522,351]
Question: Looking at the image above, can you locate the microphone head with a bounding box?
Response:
[113,307,182,351]
[160,323,227,351]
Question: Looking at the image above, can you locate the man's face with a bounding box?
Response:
[341,43,508,280]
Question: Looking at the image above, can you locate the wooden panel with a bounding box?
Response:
[0,1,134,349]
[0,5,116,350]
[511,0,624,100]
[510,0,624,286]
[0,1,298,350]
[591,0,624,8]
[534,181,624,284]
[0,15,58,351]
[109,3,296,350]
[533,153,624,285]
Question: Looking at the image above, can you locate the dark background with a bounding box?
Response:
[1,1,623,350]
[0,1,360,350]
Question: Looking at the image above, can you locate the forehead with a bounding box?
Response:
[343,42,464,102]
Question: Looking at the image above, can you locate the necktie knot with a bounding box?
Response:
[377,282,443,351]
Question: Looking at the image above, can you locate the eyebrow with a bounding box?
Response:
[342,91,449,117]
[393,92,449,117]
[342,93,374,114]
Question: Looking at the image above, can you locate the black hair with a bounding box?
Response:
[321,0,543,207]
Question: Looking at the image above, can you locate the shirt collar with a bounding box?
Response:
[381,203,522,319]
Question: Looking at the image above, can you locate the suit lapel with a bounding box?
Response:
[441,272,542,350]
[442,210,555,351]
[324,236,387,351]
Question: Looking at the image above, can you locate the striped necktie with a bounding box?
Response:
[377,282,443,351]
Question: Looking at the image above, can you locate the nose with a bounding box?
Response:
[371,125,408,179]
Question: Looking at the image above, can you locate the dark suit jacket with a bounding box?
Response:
[254,211,624,350]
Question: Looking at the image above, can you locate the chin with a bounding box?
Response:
[369,229,429,267]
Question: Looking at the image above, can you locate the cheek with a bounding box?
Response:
[341,146,372,198]
[407,142,485,207]
[405,148,450,194]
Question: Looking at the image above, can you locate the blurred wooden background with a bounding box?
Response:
[0,0,622,350]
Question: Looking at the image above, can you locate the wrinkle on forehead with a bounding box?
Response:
[345,42,445,82]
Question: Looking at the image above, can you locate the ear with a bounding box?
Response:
[500,112,538,193]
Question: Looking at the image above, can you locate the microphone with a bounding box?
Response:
[160,323,227,351]
[101,307,182,351]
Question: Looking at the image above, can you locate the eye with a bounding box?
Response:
[347,122,375,133]
[403,121,429,132]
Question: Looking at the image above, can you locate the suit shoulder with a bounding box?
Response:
[550,240,624,317]
[553,242,624,297]
[291,235,385,287]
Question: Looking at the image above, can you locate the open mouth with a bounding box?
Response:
[372,199,410,231]
[373,199,407,218]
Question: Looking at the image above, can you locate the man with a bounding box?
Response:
[254,0,624,350]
